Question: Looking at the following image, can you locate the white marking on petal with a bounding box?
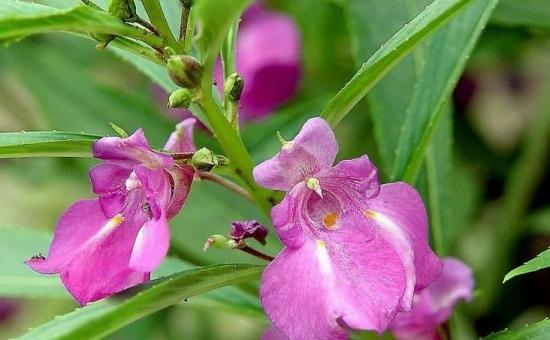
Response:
[306,177,323,198]
[365,209,416,310]
[315,240,332,276]
[84,214,125,248]
[125,171,142,191]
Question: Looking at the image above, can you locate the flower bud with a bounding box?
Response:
[168,88,192,109]
[203,234,238,252]
[230,220,268,245]
[224,73,244,102]
[108,0,137,21]
[167,55,203,89]
[191,147,219,172]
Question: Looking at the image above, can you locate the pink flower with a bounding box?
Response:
[228,3,301,121]
[389,258,474,340]
[27,119,196,305]
[253,117,442,339]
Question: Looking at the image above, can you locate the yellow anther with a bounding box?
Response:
[322,212,339,230]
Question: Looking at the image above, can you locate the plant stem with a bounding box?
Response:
[183,7,196,53]
[238,245,274,262]
[481,85,550,308]
[179,0,192,41]
[198,171,253,202]
[141,0,183,53]
[107,36,166,65]
[198,63,277,217]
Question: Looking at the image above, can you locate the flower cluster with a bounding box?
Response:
[27,119,196,305]
[253,118,472,339]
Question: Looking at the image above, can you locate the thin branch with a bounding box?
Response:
[238,245,274,262]
[197,172,253,202]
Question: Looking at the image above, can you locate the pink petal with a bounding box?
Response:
[253,117,338,190]
[321,155,381,201]
[129,214,170,273]
[164,165,194,220]
[261,327,288,340]
[261,214,407,339]
[270,183,307,249]
[133,165,173,219]
[164,118,197,153]
[88,163,132,217]
[390,258,474,339]
[93,129,173,169]
[367,183,443,295]
[27,199,150,305]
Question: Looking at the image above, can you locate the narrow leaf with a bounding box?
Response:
[391,0,499,182]
[320,0,475,126]
[0,1,162,46]
[17,264,263,339]
[483,319,550,340]
[0,131,100,158]
[503,248,550,283]
[194,0,252,66]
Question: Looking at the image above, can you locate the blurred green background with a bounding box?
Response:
[1,0,549,339]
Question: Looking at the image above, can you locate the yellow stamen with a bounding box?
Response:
[322,212,339,230]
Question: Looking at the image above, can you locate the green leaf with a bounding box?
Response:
[0,131,100,158]
[194,0,252,66]
[391,0,499,182]
[491,0,550,30]
[0,1,162,46]
[483,319,550,340]
[17,264,263,340]
[320,0,475,127]
[0,227,67,298]
[503,248,550,283]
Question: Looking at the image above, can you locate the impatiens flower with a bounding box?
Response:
[253,117,442,339]
[389,258,474,340]
[230,220,269,245]
[27,119,196,305]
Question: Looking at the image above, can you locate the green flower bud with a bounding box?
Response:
[168,88,193,109]
[108,0,137,21]
[203,234,238,252]
[167,55,203,89]
[191,147,219,172]
[224,72,244,102]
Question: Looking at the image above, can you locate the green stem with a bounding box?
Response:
[198,63,276,217]
[481,87,550,308]
[108,36,165,65]
[141,0,183,53]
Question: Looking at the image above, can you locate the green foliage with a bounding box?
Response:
[503,248,550,283]
[492,0,550,30]
[320,0,475,127]
[0,1,161,46]
[483,319,550,339]
[17,264,263,340]
[0,131,99,158]
[194,0,252,67]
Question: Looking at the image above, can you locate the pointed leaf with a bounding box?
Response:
[503,248,550,283]
[483,319,550,340]
[17,264,262,339]
[0,131,100,158]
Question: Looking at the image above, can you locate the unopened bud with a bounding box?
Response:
[167,55,203,89]
[203,234,237,252]
[168,88,192,108]
[108,0,137,21]
[191,147,219,172]
[224,73,244,102]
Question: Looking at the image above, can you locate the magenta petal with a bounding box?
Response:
[367,182,443,293]
[93,129,173,169]
[270,184,307,249]
[129,214,170,273]
[261,215,408,338]
[321,155,381,200]
[390,258,474,339]
[164,118,197,153]
[26,200,110,274]
[133,166,172,219]
[27,199,149,305]
[261,327,288,340]
[253,117,338,190]
[164,165,194,220]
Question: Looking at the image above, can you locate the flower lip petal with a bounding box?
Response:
[164,118,197,153]
[129,214,170,273]
[253,117,338,190]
